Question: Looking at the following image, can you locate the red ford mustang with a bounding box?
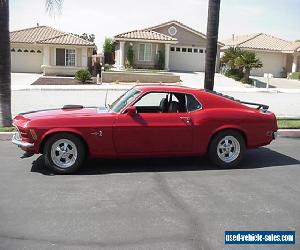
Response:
[12,85,277,174]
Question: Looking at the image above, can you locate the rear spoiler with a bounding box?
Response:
[205,90,269,112]
[238,101,269,112]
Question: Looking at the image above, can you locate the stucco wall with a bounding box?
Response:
[153,24,207,47]
[250,51,286,77]
[42,65,88,76]
[152,23,220,71]
[102,71,180,83]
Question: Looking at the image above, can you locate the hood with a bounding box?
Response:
[15,106,109,120]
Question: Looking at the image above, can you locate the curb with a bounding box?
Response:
[1,129,300,141]
[0,132,14,141]
[277,129,300,138]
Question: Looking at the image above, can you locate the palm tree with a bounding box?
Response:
[204,0,221,91]
[235,51,263,83]
[0,0,62,127]
[220,47,243,71]
[0,0,12,127]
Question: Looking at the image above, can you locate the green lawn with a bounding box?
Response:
[0,119,299,132]
[277,119,300,129]
[0,127,16,132]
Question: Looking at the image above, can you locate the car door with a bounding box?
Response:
[112,92,194,155]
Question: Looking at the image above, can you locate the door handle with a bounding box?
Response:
[180,116,192,125]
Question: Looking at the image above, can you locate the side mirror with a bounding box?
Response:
[126,106,137,115]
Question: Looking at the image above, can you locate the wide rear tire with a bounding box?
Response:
[44,133,86,174]
[208,130,245,168]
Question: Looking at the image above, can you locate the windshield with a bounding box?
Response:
[110,88,141,113]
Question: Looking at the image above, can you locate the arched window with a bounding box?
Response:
[11,48,15,52]
[24,49,29,52]
[17,49,22,52]
[37,50,42,53]
[30,49,35,53]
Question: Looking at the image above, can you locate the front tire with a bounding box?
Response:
[44,133,86,174]
[208,130,245,168]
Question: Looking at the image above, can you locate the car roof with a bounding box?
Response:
[134,84,202,94]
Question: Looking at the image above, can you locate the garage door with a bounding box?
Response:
[169,46,206,72]
[11,49,43,73]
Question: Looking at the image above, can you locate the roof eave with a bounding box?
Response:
[114,37,178,44]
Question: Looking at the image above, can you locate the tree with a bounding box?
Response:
[125,45,134,68]
[204,0,221,91]
[234,51,263,83]
[103,37,114,54]
[0,0,12,127]
[220,47,243,70]
[79,33,95,43]
[0,0,62,127]
[103,38,115,65]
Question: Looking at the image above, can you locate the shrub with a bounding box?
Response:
[75,69,91,83]
[104,64,112,71]
[157,50,165,70]
[290,72,300,80]
[224,68,244,81]
[125,45,134,68]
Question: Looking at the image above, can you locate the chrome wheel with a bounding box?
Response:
[217,136,240,163]
[50,139,78,168]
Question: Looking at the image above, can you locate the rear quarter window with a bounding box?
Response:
[186,94,202,111]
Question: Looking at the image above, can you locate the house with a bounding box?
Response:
[221,33,300,77]
[10,25,96,76]
[114,20,223,72]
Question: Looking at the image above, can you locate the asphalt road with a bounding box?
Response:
[0,137,299,250]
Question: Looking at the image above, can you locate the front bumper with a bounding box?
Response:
[12,133,34,148]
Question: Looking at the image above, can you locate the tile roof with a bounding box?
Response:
[114,30,177,42]
[10,26,95,46]
[284,41,300,52]
[221,33,295,52]
[221,34,260,47]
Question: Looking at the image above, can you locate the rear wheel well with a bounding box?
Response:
[39,132,89,156]
[208,128,247,150]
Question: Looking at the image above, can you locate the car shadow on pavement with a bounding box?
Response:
[30,147,300,176]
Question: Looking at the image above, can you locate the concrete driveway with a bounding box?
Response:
[172,71,246,90]
[11,73,42,90]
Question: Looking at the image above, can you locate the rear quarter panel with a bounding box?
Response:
[191,107,277,154]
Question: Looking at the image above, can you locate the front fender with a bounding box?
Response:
[36,128,86,153]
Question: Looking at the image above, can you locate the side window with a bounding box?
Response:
[133,92,182,113]
[186,94,202,112]
[134,92,168,107]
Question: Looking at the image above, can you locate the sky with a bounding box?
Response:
[9,0,300,50]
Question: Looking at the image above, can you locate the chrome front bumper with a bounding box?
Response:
[12,133,34,148]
